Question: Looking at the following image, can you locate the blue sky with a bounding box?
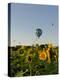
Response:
[10,3,58,46]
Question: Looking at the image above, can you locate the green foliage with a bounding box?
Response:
[9,45,58,77]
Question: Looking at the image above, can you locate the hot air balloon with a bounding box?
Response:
[36,28,42,39]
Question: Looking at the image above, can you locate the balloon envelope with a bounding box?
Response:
[36,28,42,38]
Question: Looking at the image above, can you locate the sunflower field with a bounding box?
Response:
[8,44,58,77]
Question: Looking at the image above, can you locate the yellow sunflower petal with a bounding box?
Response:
[39,51,47,61]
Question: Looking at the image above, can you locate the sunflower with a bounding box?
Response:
[39,51,47,61]
[48,44,52,49]
[46,50,51,64]
[28,56,32,63]
[45,44,52,64]
[54,49,58,63]
[25,55,32,63]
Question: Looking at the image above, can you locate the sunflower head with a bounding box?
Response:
[25,55,32,64]
[48,44,52,48]
[28,56,32,63]
[39,51,47,61]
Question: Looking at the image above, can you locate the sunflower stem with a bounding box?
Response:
[29,64,32,76]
